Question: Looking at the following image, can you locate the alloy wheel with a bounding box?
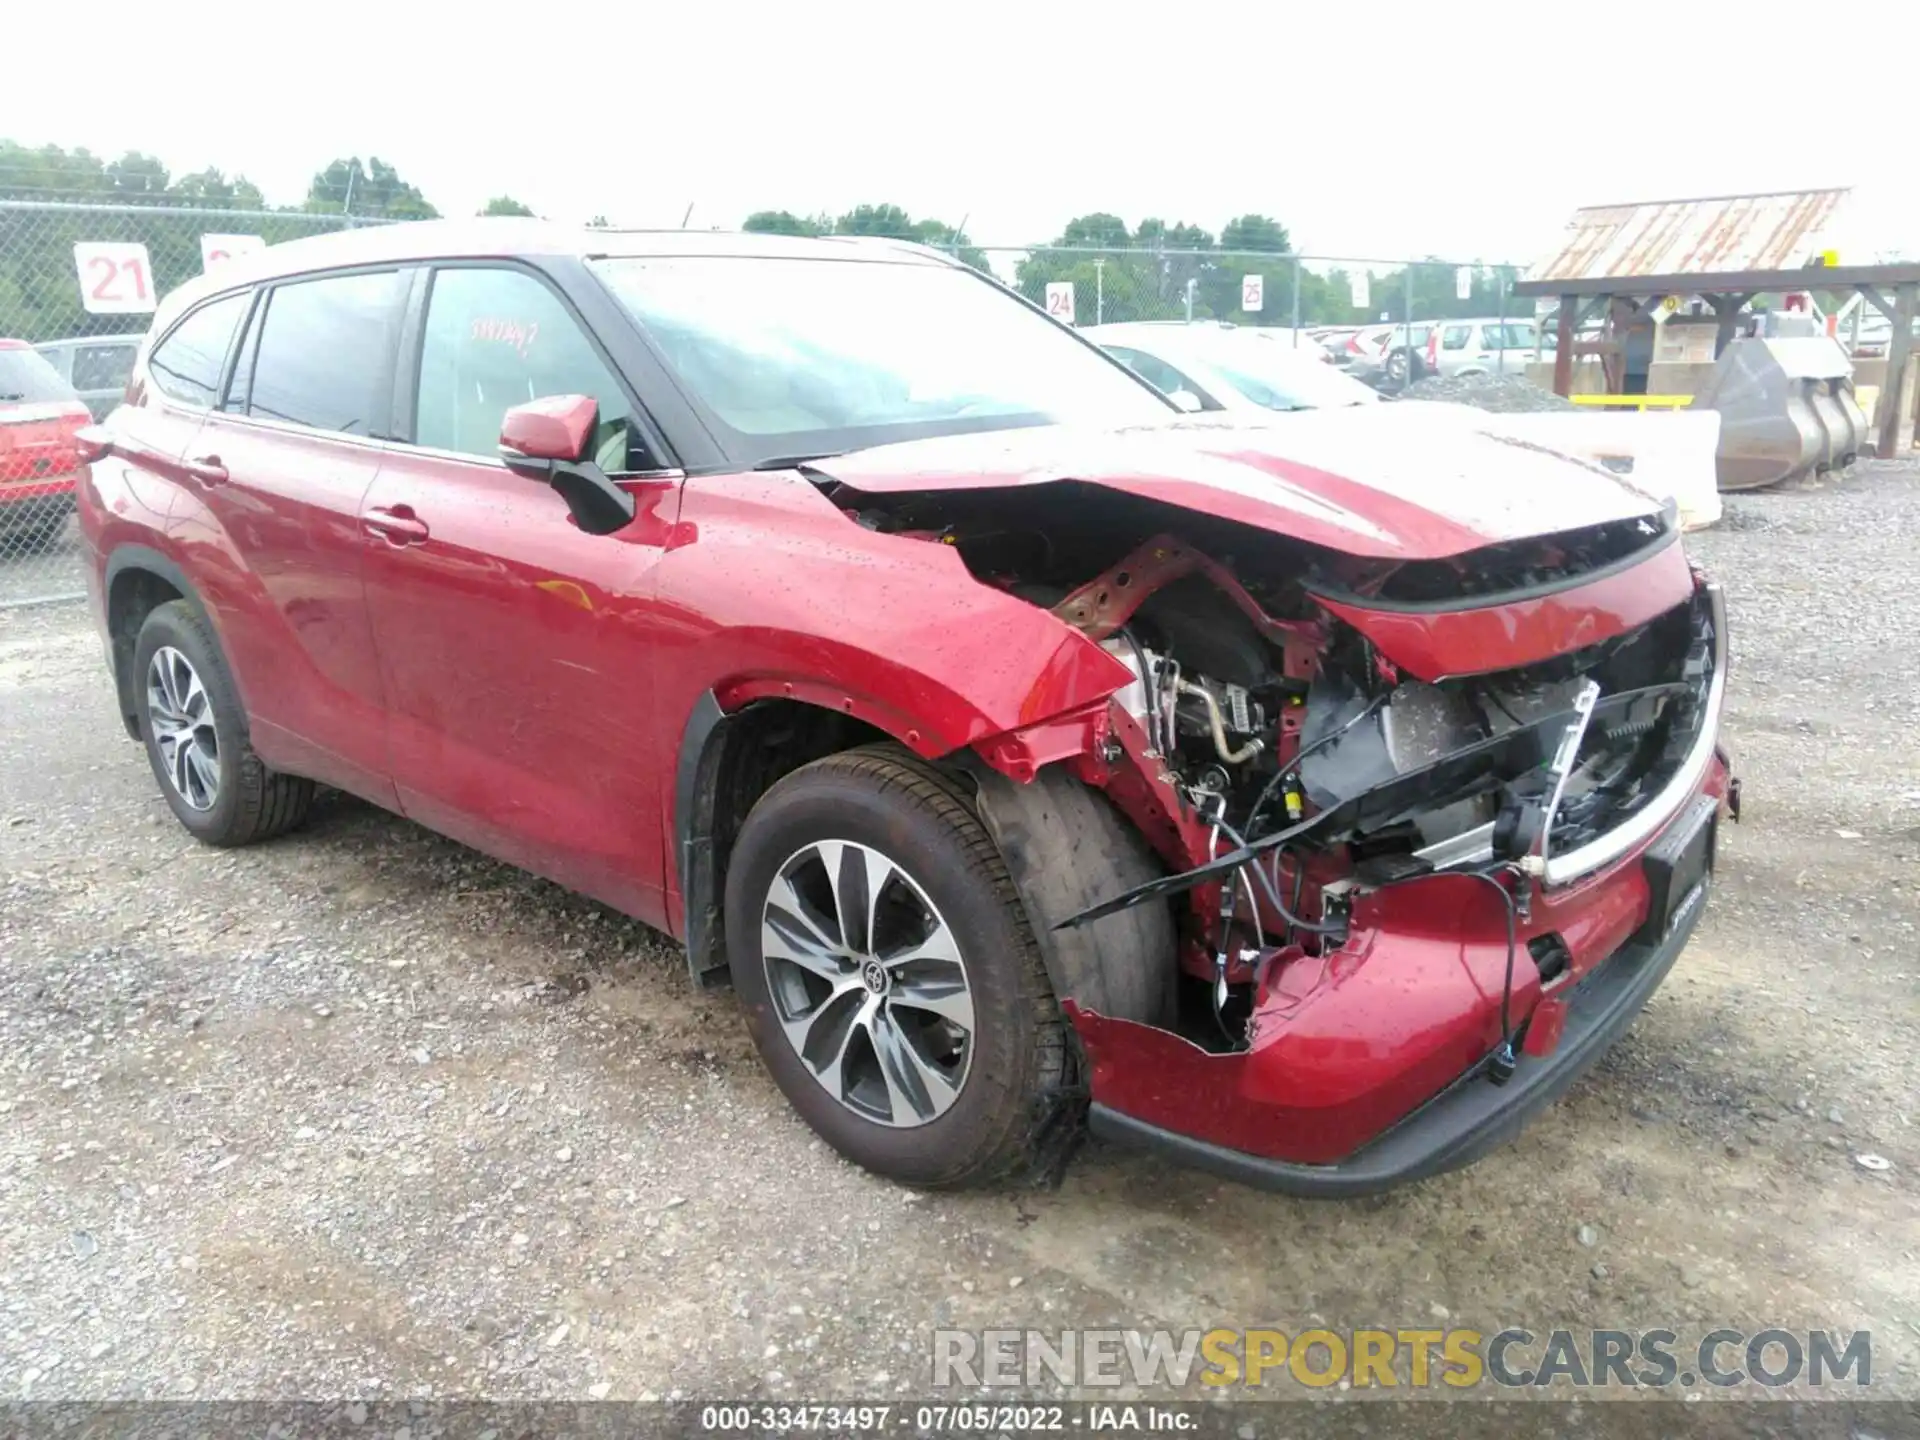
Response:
[146,646,220,812]
[760,839,975,1127]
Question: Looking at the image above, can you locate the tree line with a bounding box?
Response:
[0,139,1517,343]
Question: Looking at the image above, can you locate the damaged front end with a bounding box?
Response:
[827,465,1731,1194]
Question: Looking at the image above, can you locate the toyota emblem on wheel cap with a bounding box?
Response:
[860,958,889,995]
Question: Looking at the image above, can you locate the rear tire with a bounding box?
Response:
[133,600,314,846]
[725,745,1072,1189]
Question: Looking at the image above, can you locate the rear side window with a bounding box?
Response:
[413,266,648,471]
[148,293,249,407]
[0,346,75,404]
[248,271,405,436]
[1441,324,1471,350]
[73,343,139,392]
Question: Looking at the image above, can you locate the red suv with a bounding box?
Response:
[78,222,1732,1194]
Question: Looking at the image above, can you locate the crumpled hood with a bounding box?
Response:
[814,410,1668,561]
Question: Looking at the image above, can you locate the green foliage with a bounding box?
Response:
[480,196,535,217]
[304,157,438,219]
[743,203,990,274]
[0,140,395,344]
[742,210,828,237]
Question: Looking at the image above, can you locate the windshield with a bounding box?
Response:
[590,256,1172,463]
[1190,332,1379,410]
[0,347,77,405]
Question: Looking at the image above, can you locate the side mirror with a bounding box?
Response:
[499,395,635,536]
[1169,389,1203,414]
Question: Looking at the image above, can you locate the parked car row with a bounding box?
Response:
[1309,318,1552,390]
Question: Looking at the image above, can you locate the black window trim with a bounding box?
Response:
[224,263,413,442]
[391,256,679,476]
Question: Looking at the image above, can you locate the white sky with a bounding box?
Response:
[7,0,1917,264]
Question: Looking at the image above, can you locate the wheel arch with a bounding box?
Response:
[674,692,897,987]
[672,687,1175,1028]
[103,545,212,741]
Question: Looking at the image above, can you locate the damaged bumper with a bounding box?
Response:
[1072,763,1728,1194]
[1086,862,1706,1195]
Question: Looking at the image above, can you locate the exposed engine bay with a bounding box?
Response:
[834,480,1719,1059]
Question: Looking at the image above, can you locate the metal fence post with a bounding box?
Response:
[1094,257,1105,326]
[1403,266,1415,384]
[1291,258,1302,344]
[1185,277,1196,322]
[1496,267,1508,376]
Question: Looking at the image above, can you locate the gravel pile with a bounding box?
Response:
[1402,373,1577,411]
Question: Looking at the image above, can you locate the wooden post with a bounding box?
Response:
[1552,293,1576,396]
[1879,281,1916,459]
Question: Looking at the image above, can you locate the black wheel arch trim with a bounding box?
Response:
[103,545,221,742]
[674,690,733,988]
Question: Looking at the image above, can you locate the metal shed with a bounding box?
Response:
[1515,189,1918,458]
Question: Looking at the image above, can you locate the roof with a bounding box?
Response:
[1523,189,1849,286]
[158,219,955,318]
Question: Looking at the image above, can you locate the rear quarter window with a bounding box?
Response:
[149,293,250,407]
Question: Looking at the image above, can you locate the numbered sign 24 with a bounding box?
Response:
[201,234,265,272]
[74,242,157,315]
[1044,281,1076,324]
[1240,274,1264,313]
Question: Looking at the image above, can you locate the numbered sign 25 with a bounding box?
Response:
[201,233,265,272]
[1240,274,1264,313]
[1044,281,1076,324]
[74,242,157,315]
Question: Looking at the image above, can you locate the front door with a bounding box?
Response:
[359,263,682,928]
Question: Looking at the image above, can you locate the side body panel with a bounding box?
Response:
[359,452,687,929]
[652,470,1134,933]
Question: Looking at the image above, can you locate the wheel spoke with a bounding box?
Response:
[181,670,209,722]
[888,964,974,1034]
[792,988,875,1100]
[868,1006,956,1125]
[184,742,219,806]
[762,871,846,983]
[171,735,196,802]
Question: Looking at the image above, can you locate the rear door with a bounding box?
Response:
[102,291,254,533]
[358,261,684,926]
[173,268,409,805]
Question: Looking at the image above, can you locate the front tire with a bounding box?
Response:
[725,746,1071,1189]
[133,600,314,846]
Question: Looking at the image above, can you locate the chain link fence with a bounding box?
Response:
[978,245,1529,341]
[0,203,1534,609]
[0,200,387,605]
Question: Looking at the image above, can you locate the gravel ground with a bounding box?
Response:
[1,464,1917,1410]
[1402,373,1578,410]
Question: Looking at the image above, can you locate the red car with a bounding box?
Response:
[1,338,92,551]
[77,222,1733,1194]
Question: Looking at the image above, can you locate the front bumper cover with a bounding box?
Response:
[1089,870,1707,1197]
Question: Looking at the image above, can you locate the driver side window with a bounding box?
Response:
[414,267,651,472]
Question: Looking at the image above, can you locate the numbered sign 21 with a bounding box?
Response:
[1044,281,1076,324]
[1240,274,1264,312]
[201,233,265,272]
[74,242,157,315]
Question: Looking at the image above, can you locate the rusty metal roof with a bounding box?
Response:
[1525,189,1850,285]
